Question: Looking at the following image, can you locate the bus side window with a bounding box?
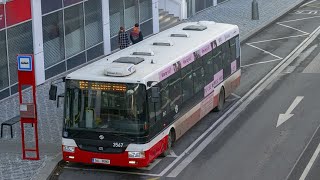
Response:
[168,71,182,112]
[236,36,240,59]
[160,79,170,117]
[230,37,236,61]
[181,63,194,102]
[147,89,161,126]
[192,55,205,94]
[213,47,222,74]
[203,52,214,84]
[222,41,231,77]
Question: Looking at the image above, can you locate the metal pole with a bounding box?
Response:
[252,0,259,20]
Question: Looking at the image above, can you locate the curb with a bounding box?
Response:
[31,153,62,180]
[240,0,308,43]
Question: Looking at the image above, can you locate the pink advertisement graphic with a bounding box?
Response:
[0,5,4,29]
[159,65,175,81]
[204,81,215,97]
[231,60,237,74]
[199,43,212,57]
[213,69,224,87]
[180,53,195,68]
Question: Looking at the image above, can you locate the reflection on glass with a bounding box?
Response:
[64,80,147,135]
[0,30,8,90]
[43,11,65,68]
[64,4,85,58]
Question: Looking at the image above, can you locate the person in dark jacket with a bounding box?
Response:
[130,23,143,44]
[118,26,130,49]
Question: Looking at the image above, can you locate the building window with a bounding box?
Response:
[124,0,138,30]
[7,21,33,84]
[109,0,123,37]
[64,3,85,58]
[41,0,63,15]
[85,0,103,48]
[64,0,82,7]
[0,30,8,90]
[43,11,65,68]
[139,0,152,22]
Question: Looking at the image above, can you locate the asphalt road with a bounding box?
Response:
[55,1,320,179]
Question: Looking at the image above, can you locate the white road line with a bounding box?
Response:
[299,143,320,180]
[64,166,161,177]
[167,150,178,158]
[138,159,162,171]
[278,15,320,23]
[277,23,309,34]
[246,44,282,59]
[241,59,283,68]
[301,0,318,8]
[247,34,308,44]
[166,25,320,178]
[231,93,241,99]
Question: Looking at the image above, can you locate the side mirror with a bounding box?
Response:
[49,84,57,100]
[151,86,160,103]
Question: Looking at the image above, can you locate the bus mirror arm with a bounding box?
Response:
[147,81,158,88]
[49,77,66,101]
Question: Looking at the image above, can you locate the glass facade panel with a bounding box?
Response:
[0,88,9,100]
[45,61,66,79]
[64,0,82,7]
[7,21,33,84]
[85,0,103,48]
[217,0,227,3]
[139,0,152,22]
[124,0,138,29]
[87,43,104,61]
[66,52,86,70]
[0,5,5,30]
[109,0,123,37]
[41,0,63,15]
[43,11,65,68]
[140,19,153,37]
[6,0,31,27]
[0,30,8,90]
[64,4,85,58]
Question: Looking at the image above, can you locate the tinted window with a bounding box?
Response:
[181,63,194,102]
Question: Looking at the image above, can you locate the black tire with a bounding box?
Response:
[214,88,225,112]
[161,130,174,157]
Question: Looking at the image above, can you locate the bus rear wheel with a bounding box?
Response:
[161,129,175,157]
[214,88,225,112]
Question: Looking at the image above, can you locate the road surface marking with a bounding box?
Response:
[277,23,309,34]
[299,143,320,180]
[165,25,320,178]
[246,44,282,59]
[64,166,161,177]
[138,159,162,171]
[278,15,320,24]
[303,51,320,73]
[166,150,178,158]
[277,96,304,127]
[241,59,283,68]
[301,0,317,8]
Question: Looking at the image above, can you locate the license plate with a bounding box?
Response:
[92,158,110,164]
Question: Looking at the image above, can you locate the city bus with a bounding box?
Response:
[61,21,241,167]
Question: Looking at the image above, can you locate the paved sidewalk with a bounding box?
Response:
[0,0,306,179]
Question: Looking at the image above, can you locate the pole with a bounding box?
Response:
[252,0,259,20]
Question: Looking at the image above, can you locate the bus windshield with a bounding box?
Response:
[64,80,147,135]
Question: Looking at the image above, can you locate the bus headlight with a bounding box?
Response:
[63,146,75,153]
[128,151,145,158]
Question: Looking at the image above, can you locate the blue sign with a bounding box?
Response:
[17,55,32,71]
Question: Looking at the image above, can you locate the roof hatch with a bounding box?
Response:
[113,56,144,65]
[183,25,207,31]
[170,32,190,38]
[131,50,155,56]
[153,41,173,46]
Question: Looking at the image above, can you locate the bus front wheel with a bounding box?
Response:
[161,129,175,157]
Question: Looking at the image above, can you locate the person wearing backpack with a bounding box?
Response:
[130,23,143,44]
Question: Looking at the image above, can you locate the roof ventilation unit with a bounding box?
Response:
[152,41,173,46]
[113,56,144,65]
[104,63,136,77]
[170,32,190,38]
[183,25,207,31]
[132,50,155,56]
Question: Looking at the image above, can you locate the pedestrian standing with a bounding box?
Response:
[118,26,130,49]
[130,23,143,44]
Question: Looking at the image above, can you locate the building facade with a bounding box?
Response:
[0,0,159,101]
